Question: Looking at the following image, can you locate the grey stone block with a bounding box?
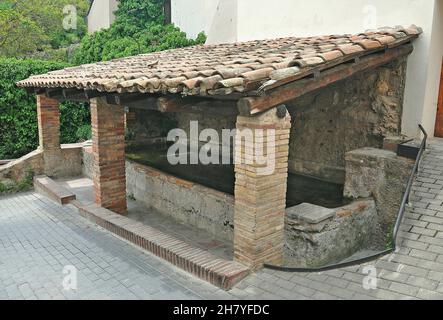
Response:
[286,203,335,224]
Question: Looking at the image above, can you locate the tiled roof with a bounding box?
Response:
[17,25,422,97]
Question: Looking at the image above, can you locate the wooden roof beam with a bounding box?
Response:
[108,94,238,116]
[106,93,158,106]
[156,97,238,116]
[238,43,414,116]
[45,88,64,99]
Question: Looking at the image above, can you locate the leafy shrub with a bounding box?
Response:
[0,169,34,195]
[0,182,7,193]
[76,124,92,141]
[0,0,89,59]
[73,0,206,64]
[0,58,90,159]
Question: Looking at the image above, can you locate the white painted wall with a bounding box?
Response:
[171,0,443,138]
[171,0,237,42]
[87,0,119,34]
[420,0,443,137]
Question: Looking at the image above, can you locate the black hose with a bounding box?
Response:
[264,124,428,273]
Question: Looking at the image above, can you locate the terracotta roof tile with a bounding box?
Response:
[17,25,422,96]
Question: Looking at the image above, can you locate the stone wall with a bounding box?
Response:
[0,150,43,185]
[344,147,414,236]
[82,145,93,179]
[126,109,177,144]
[285,199,378,267]
[126,160,235,241]
[53,144,84,178]
[126,108,236,151]
[126,58,407,186]
[82,146,235,241]
[287,57,408,183]
[0,144,83,187]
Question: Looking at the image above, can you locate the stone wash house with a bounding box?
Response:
[1,25,422,289]
[88,0,443,139]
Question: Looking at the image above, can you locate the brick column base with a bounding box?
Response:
[91,97,127,215]
[234,107,291,269]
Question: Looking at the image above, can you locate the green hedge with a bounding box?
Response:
[0,58,91,159]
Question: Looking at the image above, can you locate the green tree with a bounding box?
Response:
[0,0,89,58]
[73,0,206,64]
[0,5,47,56]
[112,0,164,35]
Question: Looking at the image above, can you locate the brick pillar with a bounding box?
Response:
[37,95,60,152]
[37,95,62,177]
[91,97,127,214]
[234,107,291,269]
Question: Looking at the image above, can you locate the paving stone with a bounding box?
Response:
[401,239,429,250]
[409,249,438,261]
[427,270,443,281]
[406,276,439,291]
[0,192,211,300]
[403,218,428,228]
[396,264,429,277]
[389,282,420,296]
[427,223,443,232]
[428,244,443,255]
[2,138,443,300]
[379,270,409,283]
[410,227,437,237]
[324,276,351,289]
[417,288,443,300]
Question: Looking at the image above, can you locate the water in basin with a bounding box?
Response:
[126,145,348,209]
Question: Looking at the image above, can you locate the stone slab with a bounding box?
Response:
[33,175,76,205]
[286,203,335,224]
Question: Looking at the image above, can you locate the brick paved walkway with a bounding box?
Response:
[0,193,231,300]
[1,139,443,300]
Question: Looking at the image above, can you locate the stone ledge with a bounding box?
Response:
[285,199,378,267]
[344,147,414,235]
[34,175,76,205]
[69,200,249,290]
[383,135,412,153]
[286,203,335,224]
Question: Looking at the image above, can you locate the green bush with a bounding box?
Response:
[0,169,34,195]
[73,0,206,64]
[0,58,91,159]
[0,0,89,60]
[76,124,92,141]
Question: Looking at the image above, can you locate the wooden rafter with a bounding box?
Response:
[238,43,414,115]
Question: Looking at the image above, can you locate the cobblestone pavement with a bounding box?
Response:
[1,139,443,300]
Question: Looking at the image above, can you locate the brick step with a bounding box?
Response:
[33,175,76,205]
[70,201,249,290]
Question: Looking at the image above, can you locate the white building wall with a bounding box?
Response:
[171,0,237,42]
[420,0,443,137]
[87,0,119,34]
[171,0,442,138]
